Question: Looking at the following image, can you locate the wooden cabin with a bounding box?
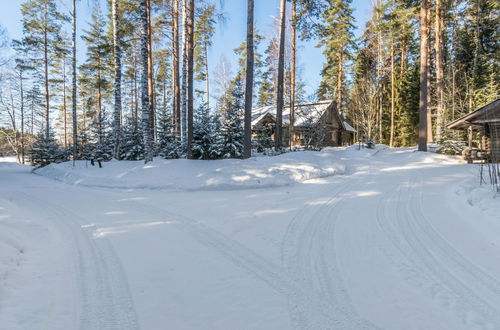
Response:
[446,98,500,162]
[251,100,355,147]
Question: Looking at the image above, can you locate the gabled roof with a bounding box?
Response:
[343,121,356,132]
[252,100,352,128]
[447,98,500,130]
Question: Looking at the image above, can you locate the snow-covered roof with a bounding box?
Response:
[251,100,334,127]
[343,121,355,132]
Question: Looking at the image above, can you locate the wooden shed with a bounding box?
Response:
[446,98,500,162]
[251,100,355,147]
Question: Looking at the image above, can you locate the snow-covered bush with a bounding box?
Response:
[28,132,67,167]
[75,130,93,160]
[120,120,144,160]
[438,140,466,155]
[219,105,243,158]
[87,109,114,162]
[192,105,222,160]
[252,124,274,153]
[156,112,185,159]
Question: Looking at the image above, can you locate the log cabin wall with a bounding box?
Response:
[489,123,500,161]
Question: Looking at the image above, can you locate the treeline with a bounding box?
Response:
[0,0,498,165]
[349,0,498,148]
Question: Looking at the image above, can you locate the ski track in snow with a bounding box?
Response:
[2,148,500,329]
[281,176,380,330]
[376,171,500,330]
[13,192,139,330]
[127,196,379,330]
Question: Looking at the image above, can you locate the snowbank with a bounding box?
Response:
[35,148,348,191]
[457,178,500,219]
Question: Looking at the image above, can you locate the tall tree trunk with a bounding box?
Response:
[140,0,153,162]
[418,0,429,152]
[134,51,139,131]
[72,0,77,162]
[275,0,286,150]
[112,0,122,159]
[336,47,344,112]
[186,0,194,158]
[181,0,188,143]
[146,0,155,141]
[289,0,296,150]
[435,0,445,141]
[97,66,103,142]
[31,97,34,136]
[243,0,254,159]
[63,55,67,148]
[172,0,181,138]
[377,0,382,143]
[389,37,395,147]
[20,70,25,164]
[205,43,210,109]
[426,4,433,143]
[44,19,50,139]
[451,1,458,120]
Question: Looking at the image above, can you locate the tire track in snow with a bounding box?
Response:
[376,174,500,329]
[128,199,375,330]
[14,192,140,330]
[281,178,381,330]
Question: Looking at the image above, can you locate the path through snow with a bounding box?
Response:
[1,148,499,329]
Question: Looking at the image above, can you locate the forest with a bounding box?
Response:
[0,0,498,166]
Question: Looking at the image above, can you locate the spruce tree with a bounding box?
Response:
[120,119,145,160]
[220,78,244,158]
[192,104,221,160]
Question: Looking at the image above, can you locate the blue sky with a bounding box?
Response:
[0,0,373,98]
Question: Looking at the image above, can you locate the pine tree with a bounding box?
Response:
[194,4,216,107]
[243,0,255,159]
[112,0,122,159]
[171,0,181,138]
[79,6,112,142]
[275,0,286,150]
[71,0,77,162]
[317,0,355,112]
[140,0,153,162]
[20,0,69,138]
[418,0,429,151]
[186,0,195,159]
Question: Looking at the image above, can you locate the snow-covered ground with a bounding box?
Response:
[1,147,500,330]
[35,149,348,191]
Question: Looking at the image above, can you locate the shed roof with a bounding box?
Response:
[447,98,500,130]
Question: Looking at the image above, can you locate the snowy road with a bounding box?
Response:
[1,148,500,329]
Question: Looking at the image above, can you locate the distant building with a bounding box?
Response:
[447,98,500,162]
[251,100,355,147]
